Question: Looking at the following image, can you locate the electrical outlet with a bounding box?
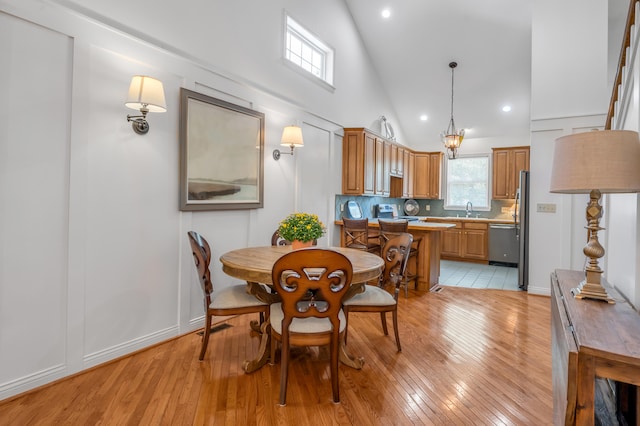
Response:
[340,204,344,211]
[424,205,430,212]
[536,203,557,213]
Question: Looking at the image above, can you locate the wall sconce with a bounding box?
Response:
[125,75,166,135]
[273,125,304,160]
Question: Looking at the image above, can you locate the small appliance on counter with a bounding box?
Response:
[376,203,395,219]
[342,200,363,219]
[376,203,420,221]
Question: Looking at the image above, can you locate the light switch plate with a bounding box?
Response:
[537,203,557,213]
[424,205,430,212]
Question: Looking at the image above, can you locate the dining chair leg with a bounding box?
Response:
[343,310,350,345]
[379,312,389,336]
[199,313,212,361]
[279,324,291,405]
[330,334,340,403]
[392,309,401,352]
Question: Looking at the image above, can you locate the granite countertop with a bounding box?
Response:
[336,217,516,226]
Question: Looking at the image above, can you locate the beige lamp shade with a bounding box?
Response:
[550,130,640,194]
[280,125,304,148]
[125,76,167,113]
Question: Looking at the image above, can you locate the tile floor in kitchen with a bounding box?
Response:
[439,260,521,291]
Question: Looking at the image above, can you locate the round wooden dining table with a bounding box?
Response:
[220,245,384,286]
[219,245,384,373]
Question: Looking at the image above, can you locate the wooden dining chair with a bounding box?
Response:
[378,219,421,297]
[269,249,353,405]
[342,232,413,352]
[342,218,381,254]
[187,231,269,361]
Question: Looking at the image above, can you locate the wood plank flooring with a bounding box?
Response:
[0,287,552,425]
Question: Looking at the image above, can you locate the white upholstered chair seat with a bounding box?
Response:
[270,302,346,334]
[210,285,268,310]
[343,285,396,307]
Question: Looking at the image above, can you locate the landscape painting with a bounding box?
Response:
[179,88,264,211]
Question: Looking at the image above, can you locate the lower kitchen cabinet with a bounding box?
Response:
[462,222,488,260]
[435,219,489,262]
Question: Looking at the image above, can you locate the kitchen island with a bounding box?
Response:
[335,219,455,291]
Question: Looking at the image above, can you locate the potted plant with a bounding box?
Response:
[278,212,326,249]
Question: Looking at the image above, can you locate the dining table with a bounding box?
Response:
[219,245,385,373]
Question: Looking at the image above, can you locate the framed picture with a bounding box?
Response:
[179,88,264,211]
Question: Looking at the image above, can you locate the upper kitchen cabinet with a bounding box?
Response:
[342,128,393,196]
[492,146,529,199]
[402,150,414,198]
[390,144,404,177]
[413,152,443,199]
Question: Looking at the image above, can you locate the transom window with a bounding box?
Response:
[284,14,334,86]
[444,154,490,210]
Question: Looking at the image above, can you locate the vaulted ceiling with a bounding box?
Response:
[343,0,627,149]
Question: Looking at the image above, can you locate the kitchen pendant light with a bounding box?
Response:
[441,61,464,159]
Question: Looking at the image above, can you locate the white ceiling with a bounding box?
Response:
[344,0,533,148]
[343,1,630,149]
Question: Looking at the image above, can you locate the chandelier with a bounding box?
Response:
[441,61,464,159]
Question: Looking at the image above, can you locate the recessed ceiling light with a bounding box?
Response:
[381,9,391,18]
[502,105,512,112]
[420,115,428,121]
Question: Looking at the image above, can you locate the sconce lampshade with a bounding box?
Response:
[280,125,304,148]
[125,76,167,113]
[550,130,640,194]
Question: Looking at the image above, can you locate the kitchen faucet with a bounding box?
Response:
[465,201,473,218]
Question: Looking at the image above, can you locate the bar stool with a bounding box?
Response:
[342,218,381,254]
[378,219,420,297]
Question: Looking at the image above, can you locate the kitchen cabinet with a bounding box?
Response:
[441,221,463,258]
[492,146,529,199]
[402,150,414,198]
[462,222,488,260]
[343,128,409,196]
[375,139,391,196]
[429,218,489,262]
[342,128,377,195]
[390,145,404,177]
[414,152,443,199]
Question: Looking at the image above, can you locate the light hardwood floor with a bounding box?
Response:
[0,286,552,425]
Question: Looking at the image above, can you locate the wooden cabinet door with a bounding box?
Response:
[389,144,399,176]
[492,147,530,199]
[509,148,530,198]
[341,131,364,194]
[382,140,391,196]
[402,150,413,197]
[413,153,430,198]
[463,229,488,259]
[396,146,405,177]
[441,226,463,258]
[492,149,510,199]
[363,132,376,195]
[374,138,390,196]
[428,153,443,199]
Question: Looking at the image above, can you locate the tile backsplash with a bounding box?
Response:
[335,195,515,221]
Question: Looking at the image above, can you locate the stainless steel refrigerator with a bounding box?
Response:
[516,170,530,290]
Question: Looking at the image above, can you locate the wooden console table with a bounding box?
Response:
[551,269,640,425]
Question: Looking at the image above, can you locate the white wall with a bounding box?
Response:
[607,1,640,307]
[529,0,640,302]
[0,0,394,399]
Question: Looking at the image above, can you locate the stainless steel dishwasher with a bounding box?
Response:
[488,224,519,266]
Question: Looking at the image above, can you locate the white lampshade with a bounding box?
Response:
[125,76,167,113]
[280,125,304,147]
[550,130,640,194]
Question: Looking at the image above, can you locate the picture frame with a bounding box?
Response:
[179,88,264,211]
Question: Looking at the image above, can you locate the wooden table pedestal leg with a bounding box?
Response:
[242,320,271,373]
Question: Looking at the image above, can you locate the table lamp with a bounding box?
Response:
[550,130,640,303]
